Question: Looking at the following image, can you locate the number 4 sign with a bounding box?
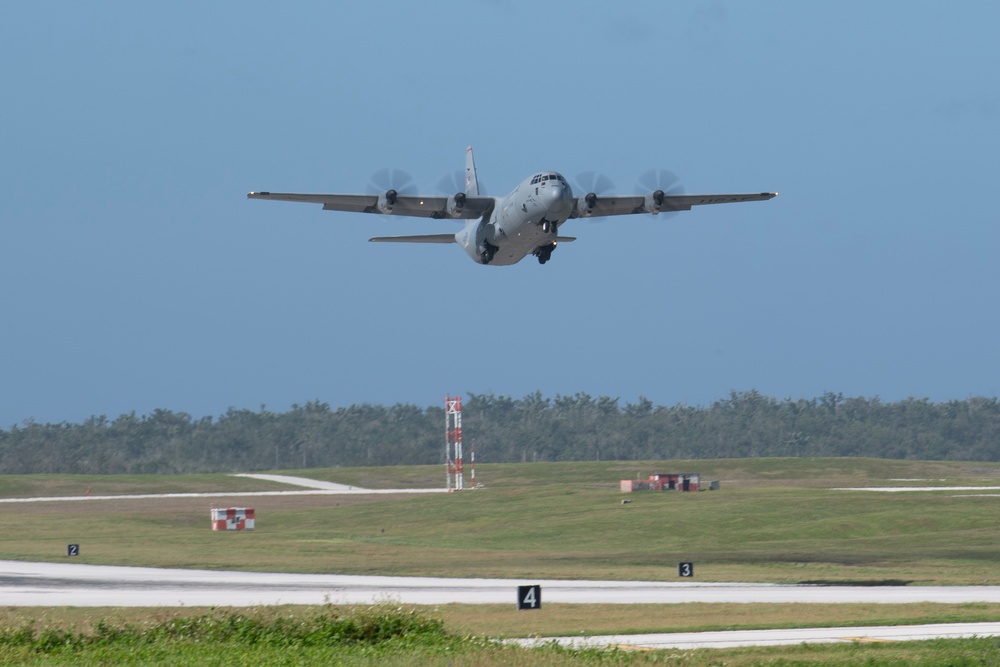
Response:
[517,584,541,610]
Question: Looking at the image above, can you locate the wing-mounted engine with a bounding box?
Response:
[377,189,398,214]
[446,192,467,218]
[574,172,616,218]
[637,169,683,216]
[579,191,599,217]
[644,189,666,215]
[369,168,416,215]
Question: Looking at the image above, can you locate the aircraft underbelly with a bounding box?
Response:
[491,221,553,265]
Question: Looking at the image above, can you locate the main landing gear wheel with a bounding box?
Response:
[481,242,497,265]
[535,242,556,265]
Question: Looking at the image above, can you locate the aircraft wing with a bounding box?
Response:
[570,192,777,218]
[247,191,495,220]
[369,234,456,243]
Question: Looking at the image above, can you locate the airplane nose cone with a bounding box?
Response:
[542,181,572,209]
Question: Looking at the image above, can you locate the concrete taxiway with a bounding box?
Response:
[0,474,444,505]
[514,622,1000,650]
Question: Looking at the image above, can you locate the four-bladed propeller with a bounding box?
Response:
[368,168,417,213]
[574,171,616,218]
[636,169,685,216]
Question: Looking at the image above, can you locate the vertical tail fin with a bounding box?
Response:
[464,146,480,196]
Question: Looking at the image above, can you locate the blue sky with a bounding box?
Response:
[2,1,998,426]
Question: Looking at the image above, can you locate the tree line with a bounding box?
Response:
[1,391,999,474]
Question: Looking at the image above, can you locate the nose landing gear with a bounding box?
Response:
[539,218,558,234]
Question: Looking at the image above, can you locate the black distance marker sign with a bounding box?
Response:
[678,562,694,577]
[67,544,80,557]
[517,585,541,610]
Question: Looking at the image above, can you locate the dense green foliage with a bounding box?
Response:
[0,606,448,653]
[2,391,999,473]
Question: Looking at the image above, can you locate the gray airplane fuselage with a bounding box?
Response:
[457,172,573,265]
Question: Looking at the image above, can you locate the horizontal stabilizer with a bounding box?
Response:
[556,236,576,243]
[369,234,456,244]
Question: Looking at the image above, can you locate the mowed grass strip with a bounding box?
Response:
[2,605,1000,666]
[5,602,1000,638]
[1,458,1000,583]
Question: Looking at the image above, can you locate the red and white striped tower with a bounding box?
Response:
[445,395,464,491]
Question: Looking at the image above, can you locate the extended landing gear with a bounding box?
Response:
[480,242,498,265]
[534,242,557,265]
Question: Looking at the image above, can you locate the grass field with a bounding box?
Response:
[3,458,1000,664]
[3,458,1000,583]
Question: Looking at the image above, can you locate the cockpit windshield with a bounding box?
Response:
[530,173,566,185]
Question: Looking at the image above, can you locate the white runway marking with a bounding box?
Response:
[0,474,445,504]
[833,486,1000,492]
[0,489,445,504]
[229,473,366,491]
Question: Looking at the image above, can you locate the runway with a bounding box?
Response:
[6,560,1000,649]
[7,559,1000,607]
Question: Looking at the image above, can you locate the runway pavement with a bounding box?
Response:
[6,560,1000,649]
[6,559,1000,607]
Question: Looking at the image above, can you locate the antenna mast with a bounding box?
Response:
[445,395,464,491]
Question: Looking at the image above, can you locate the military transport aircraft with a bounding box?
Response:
[248,148,776,266]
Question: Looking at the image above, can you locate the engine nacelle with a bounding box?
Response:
[644,189,665,215]
[580,191,598,217]
[446,192,467,217]
[376,189,398,214]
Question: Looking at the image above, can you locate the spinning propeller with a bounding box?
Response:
[574,171,616,218]
[367,168,417,214]
[636,169,685,217]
